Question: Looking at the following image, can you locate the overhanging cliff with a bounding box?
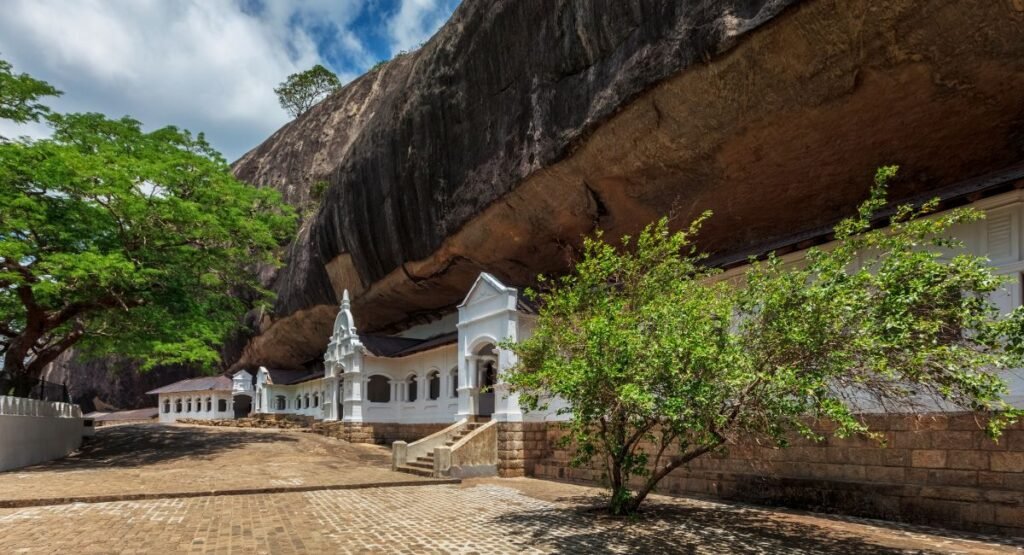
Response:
[231,0,1024,370]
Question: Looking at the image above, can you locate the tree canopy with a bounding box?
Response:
[274,64,341,118]
[504,167,1024,515]
[0,59,296,394]
[0,58,60,126]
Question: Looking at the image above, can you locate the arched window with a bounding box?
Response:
[218,399,228,412]
[295,396,301,409]
[313,393,319,408]
[367,375,390,403]
[406,374,418,402]
[275,395,286,410]
[427,370,440,400]
[304,394,310,408]
[206,398,212,412]
[451,367,458,398]
[163,399,170,413]
[175,399,183,413]
[186,398,193,412]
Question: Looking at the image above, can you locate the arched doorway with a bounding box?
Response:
[474,343,498,418]
[233,394,252,418]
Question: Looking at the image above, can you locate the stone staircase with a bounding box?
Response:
[395,421,488,477]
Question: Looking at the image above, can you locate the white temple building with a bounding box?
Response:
[150,273,558,432]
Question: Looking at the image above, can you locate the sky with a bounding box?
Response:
[0,0,460,161]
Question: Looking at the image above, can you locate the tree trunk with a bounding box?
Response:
[623,443,718,514]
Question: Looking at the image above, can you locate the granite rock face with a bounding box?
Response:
[232,0,1024,370]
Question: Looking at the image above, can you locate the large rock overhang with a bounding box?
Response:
[231,0,1024,370]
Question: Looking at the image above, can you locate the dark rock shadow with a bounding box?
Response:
[490,498,961,554]
[6,423,297,473]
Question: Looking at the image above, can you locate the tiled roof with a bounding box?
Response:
[390,331,458,357]
[359,334,427,357]
[146,376,231,395]
[359,332,458,358]
[264,368,322,385]
[85,407,159,421]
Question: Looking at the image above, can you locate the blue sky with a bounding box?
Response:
[0,0,460,161]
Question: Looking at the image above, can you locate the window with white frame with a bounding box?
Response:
[428,370,440,400]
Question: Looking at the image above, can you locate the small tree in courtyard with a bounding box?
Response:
[274,64,341,118]
[503,167,1024,515]
[0,59,296,395]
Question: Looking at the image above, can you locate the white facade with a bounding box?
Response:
[243,274,546,425]
[717,189,1024,408]
[0,396,83,471]
[156,390,235,423]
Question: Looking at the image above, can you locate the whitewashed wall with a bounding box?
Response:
[716,189,1024,408]
[157,391,234,423]
[262,379,331,419]
[357,346,460,424]
[0,396,83,471]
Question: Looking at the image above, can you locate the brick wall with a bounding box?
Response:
[525,413,1024,536]
[314,421,447,445]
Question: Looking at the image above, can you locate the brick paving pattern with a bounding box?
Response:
[1,481,1021,554]
[0,424,430,503]
[0,424,1020,553]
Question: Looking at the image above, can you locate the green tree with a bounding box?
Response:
[0,57,60,127]
[504,167,1024,515]
[274,64,341,118]
[0,60,296,394]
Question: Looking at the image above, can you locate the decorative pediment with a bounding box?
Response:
[458,272,513,309]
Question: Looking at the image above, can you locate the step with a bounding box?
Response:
[408,460,433,470]
[394,465,433,478]
[416,456,433,463]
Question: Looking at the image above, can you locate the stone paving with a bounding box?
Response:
[0,480,1021,554]
[0,424,1021,553]
[0,423,430,504]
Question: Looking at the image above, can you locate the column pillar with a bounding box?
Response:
[343,373,364,423]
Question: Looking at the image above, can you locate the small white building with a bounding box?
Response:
[148,376,235,423]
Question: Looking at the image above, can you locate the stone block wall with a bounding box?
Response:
[524,413,1024,536]
[314,421,447,445]
[496,422,548,477]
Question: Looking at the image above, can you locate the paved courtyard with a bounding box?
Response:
[0,424,1021,553]
[0,423,432,504]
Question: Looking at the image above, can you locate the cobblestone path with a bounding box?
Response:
[0,425,1020,553]
[1,480,1021,554]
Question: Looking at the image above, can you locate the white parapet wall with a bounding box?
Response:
[0,396,84,472]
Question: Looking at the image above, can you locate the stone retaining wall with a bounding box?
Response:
[496,422,547,477]
[179,414,315,429]
[314,422,447,445]
[523,413,1024,536]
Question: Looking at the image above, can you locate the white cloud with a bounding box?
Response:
[0,0,368,160]
[385,0,458,55]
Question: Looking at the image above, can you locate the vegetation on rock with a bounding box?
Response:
[0,59,296,395]
[504,167,1024,515]
[274,64,341,118]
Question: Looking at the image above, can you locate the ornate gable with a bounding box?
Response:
[458,272,512,309]
[324,290,363,376]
